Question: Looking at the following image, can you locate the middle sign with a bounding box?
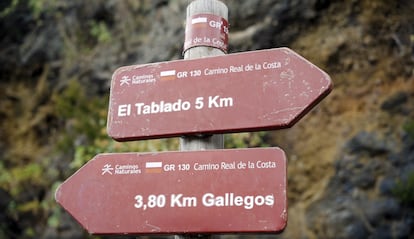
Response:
[108,47,332,141]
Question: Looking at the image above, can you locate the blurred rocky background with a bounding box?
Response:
[0,0,413,238]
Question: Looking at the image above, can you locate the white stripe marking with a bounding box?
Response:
[192,17,207,24]
[160,70,176,77]
[146,162,162,168]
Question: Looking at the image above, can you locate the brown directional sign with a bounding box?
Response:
[107,47,332,141]
[55,148,287,235]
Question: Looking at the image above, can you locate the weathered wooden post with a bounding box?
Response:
[177,1,227,237]
[180,0,228,151]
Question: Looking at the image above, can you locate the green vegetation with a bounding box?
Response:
[403,120,414,139]
[393,171,414,206]
[391,120,414,206]
[90,20,111,44]
[392,121,414,206]
[28,0,56,19]
[0,0,19,17]
[0,0,57,19]
[225,131,270,148]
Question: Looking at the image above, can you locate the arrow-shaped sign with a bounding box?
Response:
[107,47,332,141]
[55,148,287,235]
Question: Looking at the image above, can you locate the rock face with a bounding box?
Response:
[305,131,414,239]
[0,0,413,238]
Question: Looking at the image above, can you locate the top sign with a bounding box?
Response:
[184,13,229,53]
[107,48,332,141]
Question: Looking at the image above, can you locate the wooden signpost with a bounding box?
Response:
[55,0,332,237]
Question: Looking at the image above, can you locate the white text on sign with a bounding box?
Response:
[176,62,281,79]
[133,193,274,210]
[117,95,234,116]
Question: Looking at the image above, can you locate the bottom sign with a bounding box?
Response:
[55,148,287,235]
